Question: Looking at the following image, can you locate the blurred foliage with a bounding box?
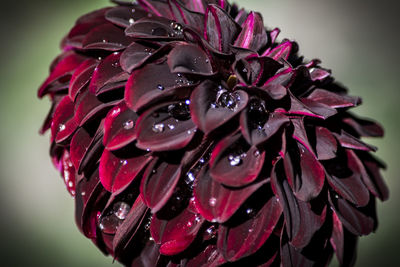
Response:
[0,0,398,266]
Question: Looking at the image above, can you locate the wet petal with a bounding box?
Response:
[125,16,182,40]
[217,195,282,261]
[151,208,204,255]
[51,96,78,143]
[209,132,265,187]
[193,166,266,223]
[89,52,129,95]
[167,43,214,76]
[235,56,282,86]
[234,12,268,52]
[103,102,138,150]
[125,60,195,112]
[184,245,226,267]
[120,42,162,73]
[333,130,377,152]
[190,80,248,134]
[205,4,241,53]
[342,114,384,137]
[307,89,361,109]
[291,117,315,156]
[309,67,331,81]
[99,149,152,193]
[70,127,93,170]
[69,58,99,101]
[130,240,162,267]
[141,158,182,213]
[135,101,197,151]
[168,0,205,32]
[137,0,174,19]
[264,41,292,61]
[184,0,207,13]
[315,126,337,160]
[105,5,148,28]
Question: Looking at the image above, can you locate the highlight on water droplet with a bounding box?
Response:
[123,120,134,130]
[113,202,130,220]
[209,197,217,207]
[152,123,165,133]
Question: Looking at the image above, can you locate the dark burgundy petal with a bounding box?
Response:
[280,94,337,119]
[291,118,315,155]
[150,208,204,255]
[325,150,370,207]
[120,42,162,73]
[130,241,162,267]
[137,0,174,19]
[167,43,214,76]
[125,17,182,40]
[235,56,282,86]
[330,211,358,267]
[168,0,204,33]
[342,114,384,137]
[329,192,376,236]
[280,232,316,267]
[264,41,292,61]
[205,4,241,53]
[38,52,86,97]
[89,52,129,95]
[125,60,195,112]
[356,152,389,201]
[217,195,282,261]
[209,132,265,187]
[262,67,294,88]
[300,98,338,119]
[190,80,248,134]
[135,101,197,151]
[105,6,148,28]
[333,130,377,152]
[40,95,63,134]
[272,160,326,248]
[69,58,99,101]
[309,67,331,81]
[103,102,138,150]
[82,23,135,51]
[284,142,325,202]
[184,245,226,267]
[74,88,122,126]
[234,12,268,52]
[315,126,337,160]
[113,196,148,256]
[99,149,152,193]
[307,89,361,109]
[140,158,182,213]
[70,127,93,170]
[184,0,207,13]
[51,96,78,143]
[193,166,266,223]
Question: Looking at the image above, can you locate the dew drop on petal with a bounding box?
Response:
[123,120,134,130]
[58,123,66,132]
[120,160,128,166]
[128,18,134,24]
[228,154,242,166]
[167,124,175,130]
[113,202,130,220]
[152,123,165,133]
[98,214,121,234]
[209,197,217,207]
[253,150,260,157]
[157,84,164,91]
[185,172,195,184]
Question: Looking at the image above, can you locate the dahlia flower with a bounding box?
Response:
[38,0,388,266]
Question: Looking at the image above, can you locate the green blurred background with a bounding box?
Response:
[0,0,398,266]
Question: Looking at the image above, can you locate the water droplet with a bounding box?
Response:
[98,214,121,234]
[171,22,183,32]
[177,73,182,77]
[194,215,201,223]
[157,84,164,91]
[205,225,216,238]
[152,123,165,133]
[168,102,191,121]
[102,39,107,43]
[242,67,248,73]
[68,181,73,187]
[205,59,209,63]
[58,124,66,132]
[210,103,217,109]
[217,91,239,110]
[228,154,242,166]
[254,150,260,157]
[187,130,192,135]
[114,202,130,220]
[209,197,217,207]
[81,191,86,196]
[185,99,191,105]
[248,228,254,233]
[98,57,102,60]
[120,160,128,166]
[167,124,175,130]
[123,120,134,130]
[128,18,134,24]
[335,194,339,199]
[149,236,154,241]
[199,158,205,164]
[187,221,193,227]
[185,172,195,184]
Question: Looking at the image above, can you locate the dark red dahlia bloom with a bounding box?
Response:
[38,0,388,266]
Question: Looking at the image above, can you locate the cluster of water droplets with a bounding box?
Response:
[98,201,131,234]
[210,86,241,111]
[248,98,268,131]
[169,22,184,37]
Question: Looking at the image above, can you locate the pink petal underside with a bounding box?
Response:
[193,166,266,223]
[99,149,152,193]
[150,208,205,256]
[51,96,78,143]
[184,245,226,267]
[82,23,136,51]
[271,160,326,248]
[89,52,129,95]
[326,150,370,207]
[190,80,249,134]
[125,60,195,112]
[38,52,87,97]
[105,6,148,28]
[307,88,360,108]
[205,4,241,53]
[209,132,265,187]
[283,142,325,202]
[103,102,138,150]
[140,158,182,213]
[333,130,377,152]
[315,126,337,160]
[309,67,331,81]
[135,101,197,151]
[234,12,268,52]
[264,41,292,60]
[69,58,99,101]
[167,43,214,76]
[342,115,384,137]
[217,196,282,261]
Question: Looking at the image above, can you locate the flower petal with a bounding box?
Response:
[184,0,207,13]
[140,158,182,213]
[184,245,226,267]
[125,16,182,40]
[205,4,241,53]
[167,43,214,76]
[190,80,248,134]
[120,42,162,73]
[70,128,93,171]
[137,0,174,19]
[125,60,195,112]
[342,114,384,137]
[103,102,138,150]
[307,89,361,109]
[69,58,99,101]
[217,193,282,261]
[193,166,266,223]
[51,96,78,143]
[168,0,205,33]
[264,41,292,61]
[333,130,377,152]
[315,126,337,160]
[105,5,148,28]
[209,132,265,187]
[234,12,268,52]
[99,149,152,193]
[135,101,197,151]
